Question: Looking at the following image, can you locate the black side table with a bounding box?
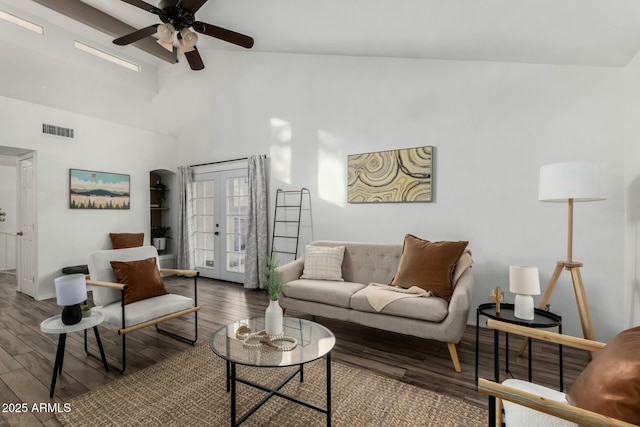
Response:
[475,303,562,427]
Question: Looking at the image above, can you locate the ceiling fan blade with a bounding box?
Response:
[179,0,209,14]
[192,21,254,49]
[184,47,205,70]
[119,0,160,14]
[113,25,159,46]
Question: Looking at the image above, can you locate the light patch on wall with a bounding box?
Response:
[270,118,292,142]
[270,118,292,184]
[74,41,140,72]
[318,130,345,207]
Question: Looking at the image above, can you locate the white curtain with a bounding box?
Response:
[244,155,268,289]
[177,165,195,270]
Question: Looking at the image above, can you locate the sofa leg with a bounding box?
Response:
[447,342,462,373]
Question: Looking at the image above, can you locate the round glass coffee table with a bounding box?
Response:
[210,317,336,427]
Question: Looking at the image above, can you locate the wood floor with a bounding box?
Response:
[0,272,590,427]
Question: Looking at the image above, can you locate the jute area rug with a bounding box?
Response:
[57,345,486,426]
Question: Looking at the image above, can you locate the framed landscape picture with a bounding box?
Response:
[347,146,433,203]
[69,169,130,210]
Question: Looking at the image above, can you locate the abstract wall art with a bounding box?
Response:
[347,146,433,203]
[69,169,130,209]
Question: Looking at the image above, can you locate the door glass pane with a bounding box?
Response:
[225,177,248,274]
[194,180,215,269]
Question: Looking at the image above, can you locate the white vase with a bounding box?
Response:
[265,299,283,336]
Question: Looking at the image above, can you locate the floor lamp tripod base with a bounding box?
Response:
[518,260,596,358]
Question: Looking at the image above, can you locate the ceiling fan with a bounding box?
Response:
[113,0,254,70]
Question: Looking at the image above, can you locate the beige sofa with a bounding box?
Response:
[278,240,474,372]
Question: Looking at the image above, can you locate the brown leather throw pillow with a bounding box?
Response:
[566,326,640,425]
[391,234,468,301]
[110,257,168,305]
[110,233,144,249]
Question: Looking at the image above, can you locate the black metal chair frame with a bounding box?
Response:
[84,272,199,374]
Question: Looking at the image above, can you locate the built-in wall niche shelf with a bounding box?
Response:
[150,169,175,262]
[149,185,169,208]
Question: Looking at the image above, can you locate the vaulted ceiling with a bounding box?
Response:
[3,0,640,72]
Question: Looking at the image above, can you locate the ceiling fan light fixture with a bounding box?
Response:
[180,28,198,48]
[110,0,253,71]
[156,23,175,42]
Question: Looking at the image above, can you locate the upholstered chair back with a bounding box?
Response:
[88,246,159,306]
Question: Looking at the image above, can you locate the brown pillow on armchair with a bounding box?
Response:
[391,234,468,301]
[110,257,168,305]
[566,326,640,425]
[110,233,144,250]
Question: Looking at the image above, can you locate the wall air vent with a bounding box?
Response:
[42,123,75,139]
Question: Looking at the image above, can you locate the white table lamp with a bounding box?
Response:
[55,273,87,325]
[509,266,541,320]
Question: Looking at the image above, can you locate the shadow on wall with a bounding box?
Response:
[628,175,640,327]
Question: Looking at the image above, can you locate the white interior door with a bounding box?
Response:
[17,154,37,297]
[194,168,248,283]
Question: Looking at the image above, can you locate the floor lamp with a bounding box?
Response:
[519,161,604,355]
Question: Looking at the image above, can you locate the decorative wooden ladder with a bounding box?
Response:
[270,188,312,263]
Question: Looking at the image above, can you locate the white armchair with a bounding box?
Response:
[85,246,199,373]
[478,319,639,427]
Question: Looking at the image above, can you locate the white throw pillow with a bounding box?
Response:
[300,245,346,281]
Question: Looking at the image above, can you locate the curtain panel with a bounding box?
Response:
[244,155,268,289]
[177,165,195,270]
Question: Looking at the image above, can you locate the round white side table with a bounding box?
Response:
[40,310,109,398]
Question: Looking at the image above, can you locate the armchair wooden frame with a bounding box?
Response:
[477,319,637,427]
[84,268,200,374]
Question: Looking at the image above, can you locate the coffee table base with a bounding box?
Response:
[227,352,332,427]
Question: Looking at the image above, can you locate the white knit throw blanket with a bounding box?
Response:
[363,283,432,312]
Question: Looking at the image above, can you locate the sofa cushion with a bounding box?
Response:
[110,257,168,305]
[300,245,346,281]
[350,288,449,322]
[566,326,640,425]
[391,234,468,301]
[282,279,365,308]
[110,233,144,249]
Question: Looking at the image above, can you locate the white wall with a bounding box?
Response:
[158,50,626,341]
[623,49,640,329]
[0,158,17,270]
[0,96,178,300]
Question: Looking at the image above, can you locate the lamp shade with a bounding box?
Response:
[156,23,175,42]
[156,23,175,52]
[509,266,541,296]
[538,162,605,202]
[180,28,198,48]
[54,273,87,306]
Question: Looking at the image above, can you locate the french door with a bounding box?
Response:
[193,168,248,283]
